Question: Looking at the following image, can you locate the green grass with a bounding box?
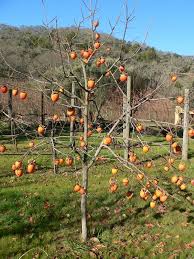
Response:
[0,133,194,258]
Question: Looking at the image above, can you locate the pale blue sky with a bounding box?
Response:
[0,0,193,55]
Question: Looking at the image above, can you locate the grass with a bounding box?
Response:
[0,132,194,258]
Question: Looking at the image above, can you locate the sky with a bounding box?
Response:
[0,0,193,56]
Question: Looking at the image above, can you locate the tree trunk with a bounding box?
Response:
[81,62,89,242]
[182,88,189,160]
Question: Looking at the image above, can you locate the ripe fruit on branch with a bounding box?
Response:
[28,141,35,148]
[79,136,84,141]
[173,145,181,154]
[79,187,86,195]
[19,91,27,100]
[136,173,144,181]
[105,70,111,77]
[12,89,18,96]
[94,41,101,49]
[37,125,45,135]
[171,142,178,148]
[110,183,118,193]
[74,184,81,192]
[150,201,156,208]
[178,162,186,172]
[164,165,170,172]
[171,175,178,183]
[53,114,60,122]
[59,158,65,165]
[67,107,75,116]
[119,73,128,82]
[140,189,147,198]
[88,124,93,129]
[15,169,23,177]
[65,156,73,166]
[54,159,60,166]
[129,153,137,163]
[0,85,8,93]
[79,118,84,125]
[70,51,77,60]
[122,178,129,186]
[88,48,93,56]
[96,127,102,133]
[87,79,96,90]
[15,161,22,169]
[100,57,105,64]
[0,144,6,153]
[171,74,177,82]
[103,135,112,145]
[51,92,59,103]
[119,65,125,72]
[95,33,100,40]
[176,96,184,104]
[180,183,186,190]
[27,162,36,174]
[165,133,173,142]
[168,157,175,165]
[155,189,162,198]
[87,130,93,137]
[12,164,17,171]
[160,195,168,203]
[80,141,86,148]
[152,194,158,201]
[142,145,150,153]
[146,181,151,188]
[146,161,153,168]
[112,167,118,175]
[188,129,194,137]
[83,51,90,59]
[96,59,101,67]
[136,124,143,133]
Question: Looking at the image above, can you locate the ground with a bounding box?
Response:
[0,133,194,258]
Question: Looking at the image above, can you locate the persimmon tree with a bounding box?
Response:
[0,0,194,243]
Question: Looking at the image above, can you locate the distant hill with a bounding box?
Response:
[0,24,193,104]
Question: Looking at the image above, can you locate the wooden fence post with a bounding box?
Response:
[51,121,57,174]
[70,82,75,144]
[8,88,17,149]
[123,76,132,160]
[40,91,45,125]
[182,88,189,160]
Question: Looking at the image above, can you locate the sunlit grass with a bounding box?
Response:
[0,134,194,258]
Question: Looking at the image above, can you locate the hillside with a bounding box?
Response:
[0,24,194,122]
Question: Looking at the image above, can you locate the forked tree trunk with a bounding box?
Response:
[81,62,89,242]
[182,88,189,160]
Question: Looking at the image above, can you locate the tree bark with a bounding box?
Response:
[81,62,89,242]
